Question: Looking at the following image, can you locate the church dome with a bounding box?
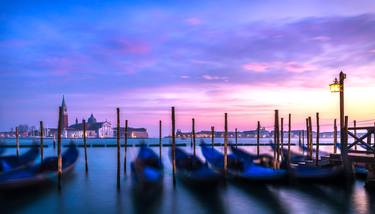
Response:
[88,114,97,124]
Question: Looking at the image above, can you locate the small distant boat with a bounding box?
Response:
[201,143,287,183]
[131,146,163,194]
[0,144,78,190]
[172,147,222,187]
[0,144,39,173]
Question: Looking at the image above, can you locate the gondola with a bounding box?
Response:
[230,146,275,168]
[270,142,345,182]
[0,144,78,190]
[131,146,163,195]
[270,142,306,164]
[201,143,287,183]
[171,147,222,187]
[0,144,39,173]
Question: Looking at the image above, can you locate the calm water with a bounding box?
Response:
[1,138,375,214]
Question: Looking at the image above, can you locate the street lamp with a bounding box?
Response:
[329,78,341,93]
[330,71,349,173]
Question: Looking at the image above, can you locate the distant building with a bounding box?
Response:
[68,114,113,138]
[113,127,149,138]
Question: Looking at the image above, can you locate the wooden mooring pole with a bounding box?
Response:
[274,110,279,161]
[316,113,320,166]
[298,131,301,147]
[302,130,305,151]
[83,119,88,174]
[15,127,19,157]
[211,126,214,148]
[305,118,309,156]
[275,110,280,162]
[124,120,128,176]
[57,107,63,190]
[171,107,176,185]
[343,115,352,178]
[281,117,284,152]
[116,108,120,189]
[159,120,162,160]
[40,121,44,163]
[39,121,44,164]
[334,119,337,154]
[288,114,291,164]
[257,121,260,157]
[192,118,196,157]
[224,113,228,176]
[367,125,372,145]
[308,116,313,160]
[235,128,238,148]
[354,120,357,150]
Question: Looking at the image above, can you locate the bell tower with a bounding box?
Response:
[61,95,68,129]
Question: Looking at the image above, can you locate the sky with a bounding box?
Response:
[1,0,375,136]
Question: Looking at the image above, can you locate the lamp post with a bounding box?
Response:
[330,71,351,176]
[329,71,346,149]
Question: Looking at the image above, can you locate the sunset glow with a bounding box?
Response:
[1,1,375,136]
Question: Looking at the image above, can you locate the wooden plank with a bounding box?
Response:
[348,154,375,163]
[348,126,375,130]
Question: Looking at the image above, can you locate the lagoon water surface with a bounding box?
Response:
[1,138,374,214]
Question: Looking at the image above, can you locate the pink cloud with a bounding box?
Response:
[185,17,202,26]
[116,40,150,54]
[243,61,315,73]
[285,61,315,73]
[242,63,269,72]
[312,36,331,42]
[202,74,228,81]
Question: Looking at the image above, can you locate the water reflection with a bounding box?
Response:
[0,139,374,214]
[232,182,288,214]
